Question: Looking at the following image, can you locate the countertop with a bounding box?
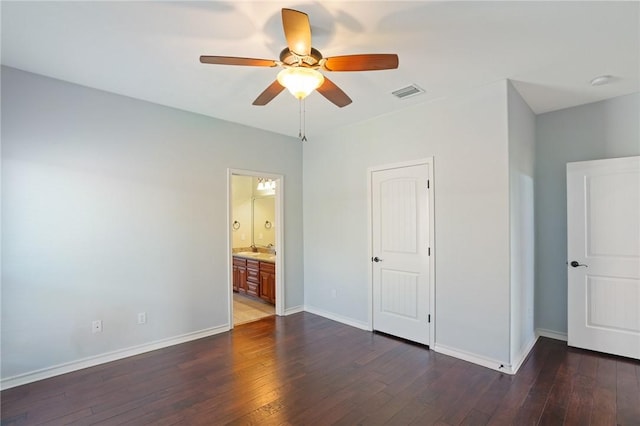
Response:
[233,252,276,263]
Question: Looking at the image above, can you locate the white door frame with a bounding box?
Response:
[227,168,285,328]
[367,158,435,347]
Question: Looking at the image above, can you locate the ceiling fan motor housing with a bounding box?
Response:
[279,47,323,68]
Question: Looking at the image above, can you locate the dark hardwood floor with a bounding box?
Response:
[2,312,639,425]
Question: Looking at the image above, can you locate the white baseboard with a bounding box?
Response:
[434,334,538,376]
[0,324,230,390]
[433,343,514,374]
[284,305,304,315]
[304,305,371,331]
[536,328,568,342]
[509,334,539,375]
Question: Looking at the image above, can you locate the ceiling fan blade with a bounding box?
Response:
[316,77,352,108]
[323,54,399,72]
[200,56,277,67]
[253,80,285,106]
[282,8,311,56]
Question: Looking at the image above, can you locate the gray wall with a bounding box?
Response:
[303,80,514,364]
[507,82,536,363]
[1,67,303,380]
[535,93,640,335]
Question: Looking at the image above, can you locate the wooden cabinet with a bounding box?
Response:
[232,255,275,305]
[232,257,247,294]
[259,261,276,304]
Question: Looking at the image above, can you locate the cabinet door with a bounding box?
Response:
[259,270,271,302]
[238,267,247,294]
[266,272,275,303]
[232,265,239,292]
[259,262,276,304]
[233,257,247,294]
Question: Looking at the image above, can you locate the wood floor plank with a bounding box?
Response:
[536,350,580,425]
[616,358,640,425]
[460,408,491,426]
[513,343,565,424]
[2,314,639,426]
[589,356,617,426]
[437,367,499,425]
[563,374,595,425]
[485,339,555,425]
[471,372,514,417]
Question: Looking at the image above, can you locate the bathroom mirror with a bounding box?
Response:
[231,175,276,250]
[252,196,275,247]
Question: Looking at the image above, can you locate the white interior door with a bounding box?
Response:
[371,162,431,345]
[567,156,640,359]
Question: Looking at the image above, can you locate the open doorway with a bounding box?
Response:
[228,169,284,327]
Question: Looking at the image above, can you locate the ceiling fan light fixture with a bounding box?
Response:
[277,67,324,100]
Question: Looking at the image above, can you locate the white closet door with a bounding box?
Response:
[567,156,640,359]
[372,163,431,345]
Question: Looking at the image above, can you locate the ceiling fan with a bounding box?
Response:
[200,8,399,108]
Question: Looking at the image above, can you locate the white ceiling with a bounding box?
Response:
[2,1,638,139]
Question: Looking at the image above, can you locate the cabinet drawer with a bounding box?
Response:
[260,261,275,273]
[247,268,259,282]
[246,259,260,270]
[247,282,258,297]
[233,257,247,267]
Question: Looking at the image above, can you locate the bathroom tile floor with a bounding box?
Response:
[233,293,274,325]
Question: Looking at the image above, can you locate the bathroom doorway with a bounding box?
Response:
[228,169,284,327]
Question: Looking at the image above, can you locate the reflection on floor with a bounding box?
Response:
[233,293,275,325]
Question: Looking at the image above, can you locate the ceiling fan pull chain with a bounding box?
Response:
[298,99,308,142]
[301,99,307,142]
[298,99,303,139]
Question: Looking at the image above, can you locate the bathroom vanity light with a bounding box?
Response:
[257,178,276,191]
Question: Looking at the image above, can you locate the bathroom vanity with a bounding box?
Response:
[232,253,276,304]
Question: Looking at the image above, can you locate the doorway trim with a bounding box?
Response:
[367,157,435,348]
[227,168,285,328]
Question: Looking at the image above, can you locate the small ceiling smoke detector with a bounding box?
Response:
[392,84,425,99]
[590,75,614,86]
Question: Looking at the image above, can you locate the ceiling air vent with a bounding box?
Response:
[391,84,425,100]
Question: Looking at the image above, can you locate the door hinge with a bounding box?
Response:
[427,180,430,189]
[428,247,431,256]
[428,314,431,323]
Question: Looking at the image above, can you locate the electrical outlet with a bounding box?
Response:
[92,320,102,333]
[331,289,337,298]
[137,312,147,324]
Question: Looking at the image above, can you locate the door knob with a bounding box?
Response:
[372,256,383,263]
[570,261,588,268]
